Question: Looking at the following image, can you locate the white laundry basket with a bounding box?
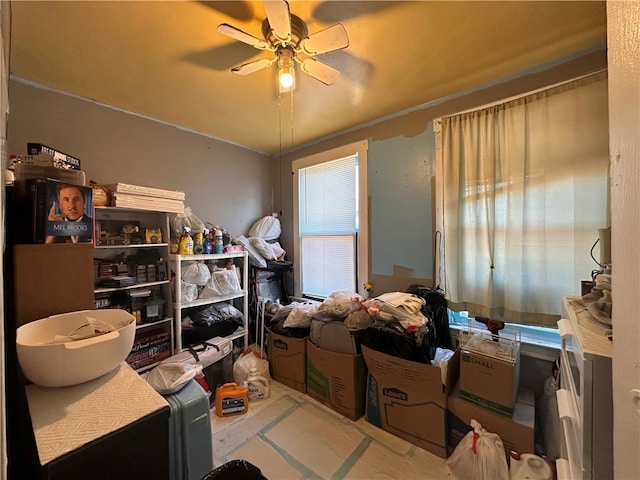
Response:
[16,309,136,387]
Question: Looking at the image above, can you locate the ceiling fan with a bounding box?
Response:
[216,0,349,87]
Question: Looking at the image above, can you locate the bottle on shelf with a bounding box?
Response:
[193,232,204,254]
[203,228,213,254]
[214,228,223,254]
[178,227,194,254]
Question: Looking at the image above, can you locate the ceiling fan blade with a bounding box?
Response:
[231,57,276,76]
[263,0,291,43]
[299,24,349,56]
[298,58,340,85]
[217,23,271,50]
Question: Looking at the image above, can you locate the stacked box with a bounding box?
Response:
[126,330,171,370]
[305,339,366,421]
[267,329,307,393]
[447,384,535,458]
[458,329,521,416]
[362,345,460,458]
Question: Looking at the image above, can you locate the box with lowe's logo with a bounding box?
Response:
[267,329,307,393]
[361,345,460,458]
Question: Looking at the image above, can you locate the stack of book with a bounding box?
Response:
[105,183,185,213]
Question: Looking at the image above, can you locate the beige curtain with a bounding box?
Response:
[441,71,609,326]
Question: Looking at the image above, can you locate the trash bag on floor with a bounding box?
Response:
[202,459,268,480]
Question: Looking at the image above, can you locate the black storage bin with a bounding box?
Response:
[202,459,267,480]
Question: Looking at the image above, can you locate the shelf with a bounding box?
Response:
[135,317,173,331]
[95,243,169,250]
[170,251,246,262]
[94,206,176,359]
[174,290,247,309]
[94,279,170,294]
[176,327,246,354]
[171,251,249,352]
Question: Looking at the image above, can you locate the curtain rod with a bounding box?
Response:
[436,67,608,124]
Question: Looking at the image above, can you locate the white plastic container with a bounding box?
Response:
[247,368,270,401]
[16,309,136,387]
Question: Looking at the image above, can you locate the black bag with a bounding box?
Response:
[406,284,453,350]
[362,319,435,364]
[269,316,310,338]
[203,460,268,480]
[181,303,244,347]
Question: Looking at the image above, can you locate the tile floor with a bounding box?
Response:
[210,380,453,480]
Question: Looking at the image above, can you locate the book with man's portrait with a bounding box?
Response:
[19,178,93,244]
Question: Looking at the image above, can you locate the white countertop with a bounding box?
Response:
[562,295,613,358]
[25,362,169,466]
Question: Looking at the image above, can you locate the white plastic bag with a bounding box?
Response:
[171,207,205,234]
[180,281,198,302]
[314,290,364,320]
[445,419,509,480]
[283,303,317,328]
[144,362,202,394]
[181,261,211,286]
[248,215,281,241]
[232,348,270,385]
[199,268,241,298]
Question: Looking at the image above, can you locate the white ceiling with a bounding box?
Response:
[8,1,606,155]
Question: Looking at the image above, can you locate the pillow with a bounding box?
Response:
[233,235,267,268]
[271,241,286,260]
[249,236,277,260]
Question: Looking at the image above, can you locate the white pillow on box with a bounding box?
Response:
[233,235,267,268]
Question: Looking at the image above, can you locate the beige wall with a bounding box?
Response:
[6,79,273,238]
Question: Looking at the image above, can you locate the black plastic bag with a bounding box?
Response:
[192,302,244,327]
[202,459,268,480]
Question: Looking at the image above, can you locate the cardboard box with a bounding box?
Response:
[361,345,460,458]
[459,347,520,416]
[447,384,535,458]
[268,329,307,393]
[305,338,367,421]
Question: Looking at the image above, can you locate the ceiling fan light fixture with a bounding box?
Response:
[277,47,295,90]
[219,0,348,87]
[279,67,294,89]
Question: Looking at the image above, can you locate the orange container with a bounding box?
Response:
[215,382,248,418]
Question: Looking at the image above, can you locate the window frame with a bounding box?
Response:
[292,140,369,298]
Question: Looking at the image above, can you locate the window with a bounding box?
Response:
[292,140,368,298]
[435,71,609,327]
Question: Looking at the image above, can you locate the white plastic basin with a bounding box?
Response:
[16,309,136,387]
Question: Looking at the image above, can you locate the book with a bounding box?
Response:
[110,192,184,214]
[15,178,93,244]
[104,183,185,201]
[27,143,81,170]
